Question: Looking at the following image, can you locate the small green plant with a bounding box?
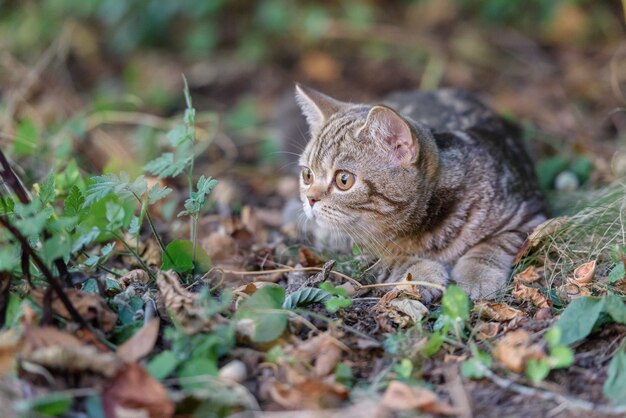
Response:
[524,327,574,384]
[319,281,352,312]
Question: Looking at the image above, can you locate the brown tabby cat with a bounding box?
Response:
[295,84,547,301]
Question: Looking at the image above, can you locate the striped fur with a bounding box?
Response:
[295,85,547,301]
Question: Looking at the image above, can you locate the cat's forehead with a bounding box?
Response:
[300,108,377,170]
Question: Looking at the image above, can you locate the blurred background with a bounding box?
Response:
[0,0,625,211]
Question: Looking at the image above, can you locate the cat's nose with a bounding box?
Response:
[307,196,318,207]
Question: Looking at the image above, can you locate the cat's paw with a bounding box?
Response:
[452,261,507,300]
[398,259,449,304]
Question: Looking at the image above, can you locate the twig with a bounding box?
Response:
[477,363,626,415]
[357,281,445,291]
[0,149,72,286]
[215,266,363,289]
[0,216,86,327]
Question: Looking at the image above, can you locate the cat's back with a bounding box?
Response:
[383,89,500,132]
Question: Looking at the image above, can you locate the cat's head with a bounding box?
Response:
[294,84,439,244]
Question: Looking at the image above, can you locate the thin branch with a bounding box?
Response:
[477,363,626,415]
[0,216,85,327]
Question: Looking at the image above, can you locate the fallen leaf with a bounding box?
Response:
[269,379,348,410]
[388,299,429,323]
[314,337,342,377]
[20,326,121,377]
[493,330,545,373]
[474,302,528,322]
[102,362,174,418]
[558,282,592,301]
[0,330,19,375]
[476,322,500,339]
[32,288,118,332]
[513,266,541,284]
[156,270,226,334]
[116,318,160,363]
[569,260,596,286]
[512,284,550,308]
[381,380,457,415]
[515,217,569,263]
[118,269,150,288]
[534,307,552,320]
[298,247,324,267]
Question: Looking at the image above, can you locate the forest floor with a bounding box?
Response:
[1,4,626,418]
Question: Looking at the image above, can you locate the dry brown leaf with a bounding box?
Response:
[515,217,569,263]
[298,247,324,267]
[474,302,528,322]
[157,270,226,334]
[32,288,118,332]
[20,326,121,377]
[534,307,553,320]
[493,330,545,373]
[119,269,150,288]
[314,338,342,377]
[381,381,457,415]
[116,318,160,363]
[569,260,596,286]
[269,379,348,410]
[558,282,592,301]
[0,330,19,375]
[102,362,174,418]
[476,322,500,340]
[512,283,550,308]
[513,266,541,284]
[202,232,239,264]
[388,299,429,324]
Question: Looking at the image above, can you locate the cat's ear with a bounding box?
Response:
[295,84,345,134]
[358,105,417,165]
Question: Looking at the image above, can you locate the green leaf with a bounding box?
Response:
[161,239,211,273]
[178,356,218,390]
[553,297,606,345]
[64,185,85,217]
[424,331,445,357]
[319,281,348,297]
[282,287,331,309]
[178,176,218,217]
[324,296,352,313]
[14,118,39,156]
[147,183,172,204]
[334,363,353,387]
[39,173,56,205]
[554,295,626,345]
[237,286,287,343]
[603,349,626,405]
[0,197,14,216]
[526,358,550,383]
[84,172,147,207]
[544,327,561,348]
[0,245,20,272]
[144,153,191,179]
[442,285,471,322]
[608,263,626,284]
[14,392,72,416]
[394,358,413,380]
[548,345,574,369]
[461,358,487,379]
[148,350,181,380]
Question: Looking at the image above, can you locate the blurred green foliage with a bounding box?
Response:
[0,0,616,62]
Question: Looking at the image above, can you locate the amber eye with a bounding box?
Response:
[335,170,355,191]
[302,167,314,185]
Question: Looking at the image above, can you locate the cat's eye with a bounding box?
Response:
[334,170,355,191]
[301,167,314,185]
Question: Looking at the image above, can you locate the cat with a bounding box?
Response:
[294,84,547,301]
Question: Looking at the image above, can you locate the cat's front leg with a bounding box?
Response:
[387,258,449,303]
[452,231,525,300]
